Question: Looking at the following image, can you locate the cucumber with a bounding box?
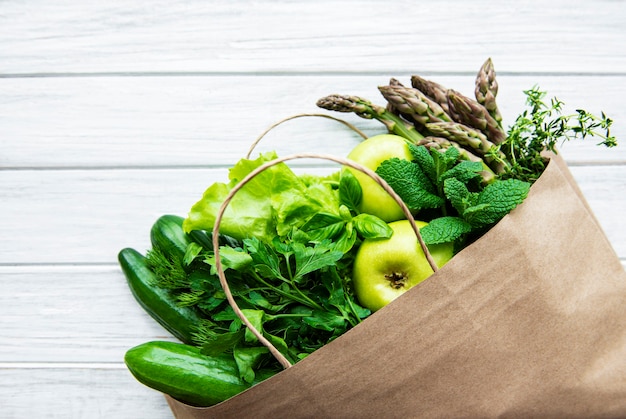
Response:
[124,341,268,407]
[118,247,202,345]
[151,213,242,254]
[150,214,191,261]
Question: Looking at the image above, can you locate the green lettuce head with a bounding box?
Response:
[183,152,341,243]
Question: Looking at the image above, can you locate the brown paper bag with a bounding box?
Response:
[166,153,626,418]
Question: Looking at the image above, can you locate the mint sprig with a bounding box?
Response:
[375,145,531,245]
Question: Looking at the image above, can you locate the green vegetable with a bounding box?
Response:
[197,235,370,363]
[473,57,503,125]
[374,144,529,246]
[378,83,453,126]
[183,151,342,243]
[490,85,616,182]
[317,57,616,182]
[118,247,203,345]
[315,94,425,145]
[150,214,192,262]
[124,340,275,407]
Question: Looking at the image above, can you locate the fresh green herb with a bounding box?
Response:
[490,86,617,182]
[375,144,530,245]
[186,234,370,376]
[318,59,617,184]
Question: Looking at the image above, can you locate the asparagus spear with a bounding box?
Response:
[447,90,506,145]
[475,58,503,126]
[385,78,432,136]
[410,75,451,114]
[386,77,428,135]
[385,78,404,116]
[316,94,424,144]
[378,84,452,127]
[425,121,493,154]
[425,121,506,173]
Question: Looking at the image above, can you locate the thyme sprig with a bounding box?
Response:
[491,86,616,182]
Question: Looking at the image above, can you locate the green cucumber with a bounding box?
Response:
[150,214,192,261]
[151,213,241,255]
[124,341,271,407]
[118,248,202,345]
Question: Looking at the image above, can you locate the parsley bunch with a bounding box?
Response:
[148,226,371,382]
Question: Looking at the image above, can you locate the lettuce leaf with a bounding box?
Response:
[183,152,340,242]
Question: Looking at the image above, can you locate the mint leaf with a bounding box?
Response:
[443,177,472,214]
[409,143,437,184]
[462,203,491,226]
[376,157,444,210]
[464,179,531,228]
[420,216,473,245]
[432,146,460,180]
[441,160,484,183]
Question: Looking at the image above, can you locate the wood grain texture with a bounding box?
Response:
[0,367,172,419]
[1,0,624,417]
[0,265,176,363]
[1,75,625,169]
[0,165,624,266]
[1,0,625,74]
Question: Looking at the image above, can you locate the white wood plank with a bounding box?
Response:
[0,167,227,265]
[571,166,626,260]
[1,75,625,169]
[2,2,625,417]
[0,166,624,264]
[3,258,626,364]
[0,265,177,363]
[0,0,624,74]
[0,366,172,419]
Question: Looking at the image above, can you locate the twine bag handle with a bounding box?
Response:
[210,152,438,369]
[245,113,368,159]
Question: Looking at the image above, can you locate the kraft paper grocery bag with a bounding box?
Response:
[166,153,626,418]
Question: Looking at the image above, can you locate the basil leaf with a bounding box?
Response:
[339,170,362,212]
[352,213,393,239]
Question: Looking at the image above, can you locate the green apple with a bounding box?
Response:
[352,219,454,312]
[345,134,413,222]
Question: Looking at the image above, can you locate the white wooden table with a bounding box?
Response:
[1,1,625,417]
